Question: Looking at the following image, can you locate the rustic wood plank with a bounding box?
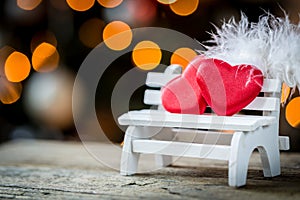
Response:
[0,140,299,199]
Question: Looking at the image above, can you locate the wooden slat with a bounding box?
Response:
[279,136,290,150]
[171,128,289,150]
[133,140,231,161]
[146,72,180,87]
[262,79,281,93]
[171,128,233,145]
[118,111,276,131]
[146,72,281,93]
[144,89,161,105]
[244,97,279,111]
[144,89,279,111]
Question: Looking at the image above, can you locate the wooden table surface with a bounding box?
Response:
[0,139,299,199]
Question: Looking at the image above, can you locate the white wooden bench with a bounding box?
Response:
[118,65,290,187]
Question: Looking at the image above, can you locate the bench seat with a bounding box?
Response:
[119,110,276,132]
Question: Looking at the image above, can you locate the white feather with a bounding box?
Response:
[267,14,300,90]
[200,12,300,91]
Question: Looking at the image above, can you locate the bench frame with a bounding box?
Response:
[119,65,290,187]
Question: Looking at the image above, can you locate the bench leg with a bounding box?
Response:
[120,126,140,175]
[155,155,172,168]
[228,132,253,187]
[154,128,175,168]
[258,144,280,177]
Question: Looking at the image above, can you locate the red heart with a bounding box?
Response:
[196,58,263,116]
[161,56,207,114]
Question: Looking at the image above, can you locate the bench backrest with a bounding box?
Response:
[144,65,281,118]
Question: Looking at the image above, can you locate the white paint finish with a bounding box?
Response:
[118,111,276,132]
[143,89,161,105]
[172,128,234,145]
[146,73,180,88]
[228,126,281,187]
[244,97,279,111]
[154,128,174,167]
[120,126,140,176]
[278,136,290,151]
[133,140,231,161]
[262,79,281,93]
[120,65,289,187]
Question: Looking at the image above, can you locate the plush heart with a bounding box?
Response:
[196,58,263,116]
[161,56,207,114]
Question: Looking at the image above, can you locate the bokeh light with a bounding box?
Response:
[31,30,57,53]
[170,0,199,16]
[127,0,157,26]
[32,42,59,72]
[17,0,42,11]
[281,83,291,104]
[79,18,105,48]
[97,0,123,8]
[0,78,22,104]
[286,97,300,128]
[4,51,31,82]
[132,40,162,70]
[0,47,23,104]
[5,0,44,26]
[170,47,197,70]
[24,70,74,129]
[157,0,177,4]
[103,21,132,51]
[102,0,157,27]
[66,0,95,11]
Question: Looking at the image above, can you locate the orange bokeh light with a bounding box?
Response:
[31,30,57,53]
[170,47,197,70]
[17,0,42,10]
[79,18,105,48]
[103,21,132,51]
[286,97,300,128]
[132,40,162,70]
[0,78,22,104]
[4,51,31,82]
[157,0,177,4]
[281,83,291,104]
[97,0,123,8]
[66,0,95,11]
[32,42,59,72]
[170,0,199,16]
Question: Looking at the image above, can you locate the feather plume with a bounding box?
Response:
[200,12,300,92]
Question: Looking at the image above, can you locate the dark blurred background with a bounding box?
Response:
[0,0,299,150]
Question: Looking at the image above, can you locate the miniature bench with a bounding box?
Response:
[118,65,290,187]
